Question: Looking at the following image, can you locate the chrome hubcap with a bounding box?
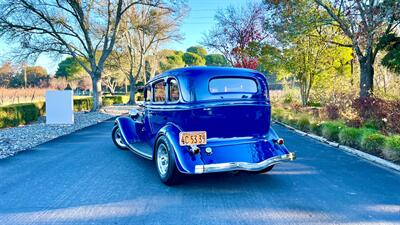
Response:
[157,144,169,177]
[114,128,126,148]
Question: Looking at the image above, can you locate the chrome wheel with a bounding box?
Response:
[113,128,127,148]
[157,143,169,177]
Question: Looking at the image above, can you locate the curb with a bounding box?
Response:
[273,120,400,173]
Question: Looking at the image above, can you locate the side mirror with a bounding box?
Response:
[129,109,140,119]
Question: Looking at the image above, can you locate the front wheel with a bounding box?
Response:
[112,125,128,150]
[155,136,182,185]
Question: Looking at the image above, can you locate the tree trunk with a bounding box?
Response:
[92,74,102,111]
[359,56,374,98]
[128,74,136,105]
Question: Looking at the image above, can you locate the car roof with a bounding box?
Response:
[147,66,262,83]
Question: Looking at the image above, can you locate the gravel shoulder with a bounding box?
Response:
[0,105,131,159]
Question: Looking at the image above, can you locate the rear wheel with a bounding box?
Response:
[155,136,182,185]
[112,125,128,150]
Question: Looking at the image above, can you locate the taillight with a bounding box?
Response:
[273,138,284,145]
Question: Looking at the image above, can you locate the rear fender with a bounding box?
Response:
[156,123,204,174]
[115,117,145,145]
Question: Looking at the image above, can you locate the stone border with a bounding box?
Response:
[274,120,400,173]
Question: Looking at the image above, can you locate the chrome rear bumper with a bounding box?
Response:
[194,152,296,174]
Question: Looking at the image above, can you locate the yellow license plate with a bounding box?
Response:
[179,131,207,146]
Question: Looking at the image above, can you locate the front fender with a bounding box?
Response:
[115,117,145,145]
[156,123,204,174]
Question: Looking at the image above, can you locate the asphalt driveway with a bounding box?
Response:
[0,120,399,225]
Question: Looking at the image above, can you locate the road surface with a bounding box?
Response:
[0,119,399,225]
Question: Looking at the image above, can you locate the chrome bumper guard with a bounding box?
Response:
[194,152,296,174]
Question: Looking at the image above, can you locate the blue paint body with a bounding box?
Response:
[115,67,290,174]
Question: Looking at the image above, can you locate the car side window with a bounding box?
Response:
[168,79,179,102]
[145,86,151,103]
[153,80,166,103]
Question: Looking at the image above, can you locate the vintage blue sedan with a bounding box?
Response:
[111,67,295,185]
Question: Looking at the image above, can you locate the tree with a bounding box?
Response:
[186,46,207,57]
[158,50,185,72]
[0,0,173,110]
[314,0,400,97]
[205,54,228,66]
[111,3,185,104]
[55,57,85,80]
[10,65,49,88]
[263,0,353,105]
[0,62,15,87]
[182,52,205,66]
[379,33,400,74]
[202,2,267,69]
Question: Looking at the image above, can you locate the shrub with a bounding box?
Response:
[283,92,293,104]
[386,100,400,134]
[325,103,340,120]
[73,98,93,111]
[102,95,129,105]
[383,135,400,161]
[288,118,298,128]
[102,98,114,106]
[290,102,302,113]
[361,133,386,155]
[307,101,322,107]
[0,102,45,128]
[352,97,388,122]
[338,127,364,148]
[341,108,362,128]
[310,122,323,135]
[363,119,382,130]
[321,121,345,142]
[297,117,310,131]
[272,108,285,121]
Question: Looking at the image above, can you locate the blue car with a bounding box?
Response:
[111,67,295,185]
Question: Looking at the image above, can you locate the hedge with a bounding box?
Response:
[0,102,45,128]
[0,95,130,128]
[272,106,400,163]
[361,133,386,155]
[383,135,400,161]
[297,117,310,131]
[102,95,130,106]
[321,121,346,142]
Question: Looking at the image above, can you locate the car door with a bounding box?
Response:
[128,85,153,158]
[148,79,168,143]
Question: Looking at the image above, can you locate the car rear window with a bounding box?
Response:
[209,77,258,93]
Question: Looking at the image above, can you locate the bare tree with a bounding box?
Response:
[314,0,400,97]
[202,2,268,68]
[112,3,185,104]
[0,0,172,110]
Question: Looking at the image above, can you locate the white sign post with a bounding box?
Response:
[46,90,74,124]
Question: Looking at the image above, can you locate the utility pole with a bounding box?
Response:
[23,64,27,88]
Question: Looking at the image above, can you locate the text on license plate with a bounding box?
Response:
[179,131,207,146]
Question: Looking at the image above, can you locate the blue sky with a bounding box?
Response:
[0,0,248,74]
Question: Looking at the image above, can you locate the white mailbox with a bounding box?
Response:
[46,90,74,124]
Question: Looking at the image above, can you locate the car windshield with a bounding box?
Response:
[209,77,258,94]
